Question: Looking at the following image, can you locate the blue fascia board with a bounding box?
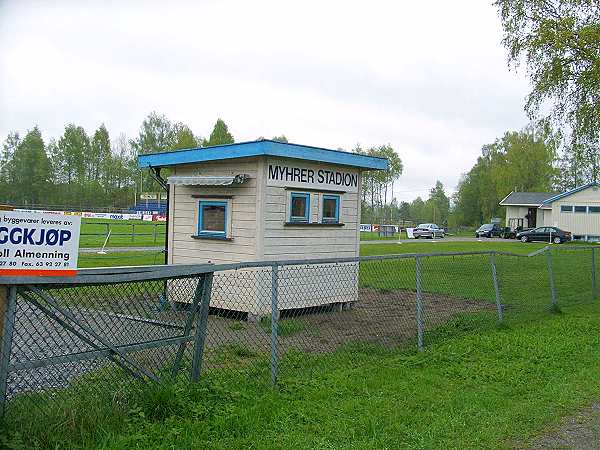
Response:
[138,139,388,170]
[542,182,600,205]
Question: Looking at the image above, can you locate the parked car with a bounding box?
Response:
[413,223,445,239]
[475,223,503,238]
[500,227,516,239]
[516,226,572,244]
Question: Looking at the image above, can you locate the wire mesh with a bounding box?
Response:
[1,246,598,420]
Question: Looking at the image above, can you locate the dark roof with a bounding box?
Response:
[138,139,389,170]
[499,192,556,206]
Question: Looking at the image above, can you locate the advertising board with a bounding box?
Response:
[0,210,81,276]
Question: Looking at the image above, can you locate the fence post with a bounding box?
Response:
[592,248,597,300]
[270,264,279,386]
[191,272,214,381]
[415,256,424,352]
[131,223,135,243]
[0,286,17,416]
[546,249,557,309]
[489,254,503,322]
[153,224,157,243]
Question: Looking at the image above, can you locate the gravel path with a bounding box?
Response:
[526,404,600,449]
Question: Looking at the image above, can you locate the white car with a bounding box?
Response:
[413,223,445,239]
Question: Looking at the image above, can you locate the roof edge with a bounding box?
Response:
[542,182,600,205]
[137,139,389,170]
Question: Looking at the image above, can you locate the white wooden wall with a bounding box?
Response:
[169,158,261,265]
[261,158,361,260]
[551,186,600,236]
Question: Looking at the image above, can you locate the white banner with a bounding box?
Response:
[360,224,372,232]
[266,160,359,193]
[406,227,415,239]
[0,210,81,276]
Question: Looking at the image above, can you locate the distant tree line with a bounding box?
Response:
[0,113,241,209]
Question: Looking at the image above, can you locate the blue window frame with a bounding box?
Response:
[198,201,228,237]
[289,192,310,223]
[321,194,340,223]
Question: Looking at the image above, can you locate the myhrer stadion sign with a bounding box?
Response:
[267,161,359,193]
[0,210,81,276]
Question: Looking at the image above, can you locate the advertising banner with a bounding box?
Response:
[359,224,372,232]
[0,210,81,276]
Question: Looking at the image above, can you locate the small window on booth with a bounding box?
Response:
[321,194,340,223]
[198,201,228,238]
[574,205,587,213]
[560,205,573,213]
[589,206,600,214]
[289,192,310,223]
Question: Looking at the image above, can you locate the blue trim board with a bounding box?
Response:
[197,200,228,237]
[322,194,340,223]
[289,192,310,222]
[542,182,600,205]
[138,139,388,170]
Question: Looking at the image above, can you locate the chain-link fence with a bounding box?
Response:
[0,246,597,423]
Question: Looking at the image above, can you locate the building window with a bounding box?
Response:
[574,205,587,213]
[560,205,573,213]
[289,192,310,222]
[198,201,228,237]
[321,194,340,223]
[589,206,600,214]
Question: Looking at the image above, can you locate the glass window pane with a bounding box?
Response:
[561,205,573,212]
[323,198,337,219]
[291,196,307,218]
[590,206,600,213]
[202,205,225,232]
[574,205,587,213]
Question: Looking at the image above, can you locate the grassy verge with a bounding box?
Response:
[4,302,600,449]
[359,231,399,241]
[78,251,165,268]
[79,218,165,248]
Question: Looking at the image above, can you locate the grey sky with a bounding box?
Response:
[0,0,531,202]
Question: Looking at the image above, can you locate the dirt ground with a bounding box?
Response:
[203,288,495,359]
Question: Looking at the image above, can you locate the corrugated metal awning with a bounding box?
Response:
[167,174,250,186]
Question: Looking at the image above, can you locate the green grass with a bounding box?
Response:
[79,218,165,248]
[77,250,165,268]
[359,231,399,241]
[260,317,307,337]
[4,302,600,449]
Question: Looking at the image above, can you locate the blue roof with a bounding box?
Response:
[542,182,600,205]
[137,139,388,170]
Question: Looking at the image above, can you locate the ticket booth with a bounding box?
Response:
[138,140,388,317]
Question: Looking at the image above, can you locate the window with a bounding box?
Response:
[289,192,310,222]
[198,201,227,238]
[560,205,573,213]
[574,205,587,213]
[321,194,340,223]
[590,206,600,214]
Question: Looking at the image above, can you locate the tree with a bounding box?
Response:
[271,135,288,143]
[9,127,51,205]
[91,124,112,187]
[426,181,450,226]
[496,0,600,179]
[453,123,558,226]
[204,119,234,146]
[131,112,176,155]
[172,123,201,150]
